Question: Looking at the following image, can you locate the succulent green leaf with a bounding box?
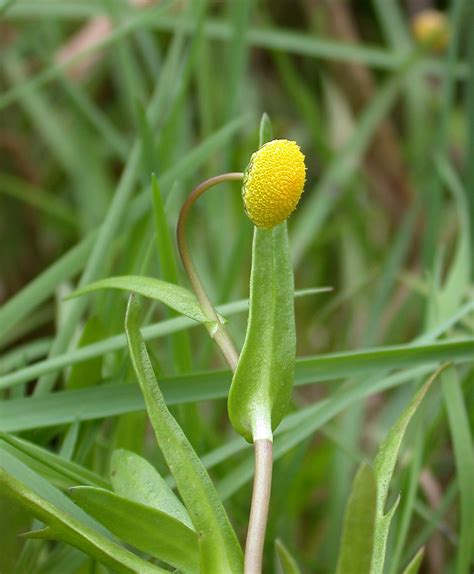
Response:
[228,222,296,442]
[70,486,199,573]
[0,450,165,573]
[275,539,301,574]
[124,295,243,573]
[335,462,377,574]
[370,366,446,574]
[110,449,192,529]
[68,275,208,323]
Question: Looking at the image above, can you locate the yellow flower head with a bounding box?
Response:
[242,139,306,229]
[411,9,449,53]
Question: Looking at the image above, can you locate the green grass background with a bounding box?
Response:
[0,1,473,573]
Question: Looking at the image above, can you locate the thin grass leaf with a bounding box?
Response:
[0,115,245,344]
[401,547,424,574]
[67,275,208,323]
[0,235,94,344]
[125,295,243,573]
[70,486,199,573]
[66,317,104,390]
[436,156,471,315]
[387,427,424,574]
[0,289,328,389]
[370,366,447,574]
[0,434,109,490]
[33,1,196,396]
[440,366,474,574]
[335,462,377,574]
[150,175,198,438]
[275,539,301,574]
[291,50,421,263]
[1,340,473,432]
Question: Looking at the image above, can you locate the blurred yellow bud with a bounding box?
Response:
[411,9,449,53]
[242,139,306,229]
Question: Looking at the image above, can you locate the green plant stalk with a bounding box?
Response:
[176,172,243,370]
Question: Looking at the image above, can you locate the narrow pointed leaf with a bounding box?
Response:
[68,276,207,323]
[336,462,377,574]
[371,366,446,574]
[66,316,104,390]
[70,486,199,573]
[124,295,243,573]
[110,449,192,529]
[0,433,109,490]
[275,539,301,574]
[401,547,424,574]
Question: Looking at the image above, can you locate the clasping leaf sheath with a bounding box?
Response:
[228,222,296,442]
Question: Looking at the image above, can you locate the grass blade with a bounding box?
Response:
[336,462,377,574]
[370,366,447,574]
[275,539,301,574]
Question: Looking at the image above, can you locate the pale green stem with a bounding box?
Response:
[245,438,273,574]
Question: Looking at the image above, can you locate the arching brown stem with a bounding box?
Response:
[177,172,243,370]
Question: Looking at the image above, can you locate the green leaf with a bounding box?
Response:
[0,433,109,490]
[67,275,207,323]
[110,449,192,529]
[0,287,331,390]
[66,316,104,390]
[370,365,446,574]
[230,223,296,442]
[228,223,295,442]
[275,539,301,574]
[336,462,377,574]
[0,449,165,574]
[440,366,474,574]
[1,339,472,433]
[435,156,471,316]
[70,486,199,573]
[125,295,243,573]
[259,112,273,145]
[401,547,424,574]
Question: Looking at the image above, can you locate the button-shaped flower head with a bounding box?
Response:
[242,139,306,229]
[411,9,449,53]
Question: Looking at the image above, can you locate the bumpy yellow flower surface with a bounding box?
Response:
[411,9,449,52]
[242,139,306,229]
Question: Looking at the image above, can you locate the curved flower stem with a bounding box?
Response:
[245,438,273,574]
[177,172,243,370]
[177,172,274,574]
